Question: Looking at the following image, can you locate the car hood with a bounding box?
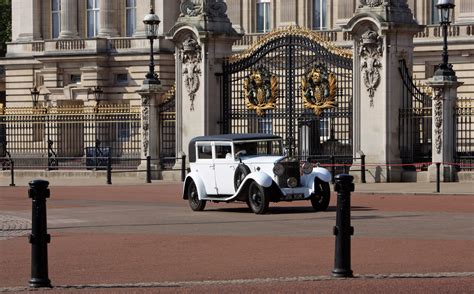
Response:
[240,155,286,165]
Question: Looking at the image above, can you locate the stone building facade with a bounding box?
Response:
[1,0,473,106]
[0,0,472,181]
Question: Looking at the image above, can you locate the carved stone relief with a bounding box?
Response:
[359,30,383,106]
[180,0,228,18]
[359,0,384,7]
[433,88,443,154]
[141,95,150,156]
[180,37,202,111]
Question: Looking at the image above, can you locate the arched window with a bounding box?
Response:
[87,0,100,38]
[313,0,327,30]
[126,0,136,37]
[52,0,61,39]
[256,0,270,33]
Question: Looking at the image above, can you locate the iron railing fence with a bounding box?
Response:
[455,97,474,171]
[0,104,141,170]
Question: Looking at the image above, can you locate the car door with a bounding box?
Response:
[194,142,217,195]
[213,143,237,195]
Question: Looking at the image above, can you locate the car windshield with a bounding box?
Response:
[234,139,283,156]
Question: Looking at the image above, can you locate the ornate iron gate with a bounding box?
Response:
[222,27,353,159]
[398,59,433,167]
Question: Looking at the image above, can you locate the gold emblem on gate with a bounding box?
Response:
[244,67,278,116]
[301,64,337,116]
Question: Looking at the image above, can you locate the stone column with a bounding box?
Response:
[98,0,119,37]
[169,0,242,160]
[137,87,163,178]
[59,0,79,39]
[426,80,463,182]
[133,0,151,37]
[12,0,42,41]
[344,0,423,182]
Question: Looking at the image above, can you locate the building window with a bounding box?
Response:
[115,73,128,85]
[256,0,270,33]
[313,0,328,30]
[431,0,440,24]
[70,74,81,84]
[87,0,100,38]
[126,0,136,37]
[52,0,61,39]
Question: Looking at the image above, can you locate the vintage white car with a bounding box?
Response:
[182,134,332,214]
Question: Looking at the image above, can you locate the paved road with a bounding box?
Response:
[0,183,473,293]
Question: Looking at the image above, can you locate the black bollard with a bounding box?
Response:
[146,156,151,184]
[436,162,441,193]
[28,179,52,288]
[332,174,354,278]
[10,161,15,187]
[181,154,186,182]
[106,155,112,185]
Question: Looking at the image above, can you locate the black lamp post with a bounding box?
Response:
[30,86,40,107]
[143,7,161,86]
[434,0,456,81]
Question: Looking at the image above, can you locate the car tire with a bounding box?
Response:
[187,179,206,211]
[310,178,330,211]
[248,181,269,214]
[234,164,251,191]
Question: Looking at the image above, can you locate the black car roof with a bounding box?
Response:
[190,133,282,143]
[188,133,282,162]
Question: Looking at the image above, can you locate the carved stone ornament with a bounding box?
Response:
[244,67,278,116]
[180,0,227,18]
[180,37,202,111]
[141,96,150,157]
[359,0,385,7]
[301,64,337,116]
[359,30,383,106]
[433,88,443,154]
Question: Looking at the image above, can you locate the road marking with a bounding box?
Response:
[1,272,473,292]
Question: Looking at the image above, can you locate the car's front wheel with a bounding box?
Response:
[187,179,206,211]
[248,181,269,214]
[310,178,330,211]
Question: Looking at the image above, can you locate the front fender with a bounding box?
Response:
[301,167,332,188]
[234,171,273,195]
[182,172,207,200]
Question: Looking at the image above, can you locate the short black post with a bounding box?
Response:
[436,162,441,193]
[360,155,366,184]
[330,156,336,184]
[332,174,354,278]
[106,155,112,185]
[146,156,151,184]
[28,179,52,288]
[181,154,186,182]
[10,161,16,187]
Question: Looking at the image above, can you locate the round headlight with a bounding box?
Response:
[302,162,313,174]
[273,163,285,176]
[287,177,298,188]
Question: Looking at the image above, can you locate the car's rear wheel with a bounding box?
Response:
[310,178,330,211]
[248,181,269,214]
[187,180,206,211]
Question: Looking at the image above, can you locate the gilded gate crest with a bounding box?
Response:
[243,67,278,116]
[301,64,337,116]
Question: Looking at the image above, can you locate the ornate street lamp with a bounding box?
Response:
[30,86,40,107]
[434,0,456,81]
[143,7,161,86]
[88,86,104,104]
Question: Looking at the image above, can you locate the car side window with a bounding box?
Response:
[215,145,232,159]
[197,144,213,159]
